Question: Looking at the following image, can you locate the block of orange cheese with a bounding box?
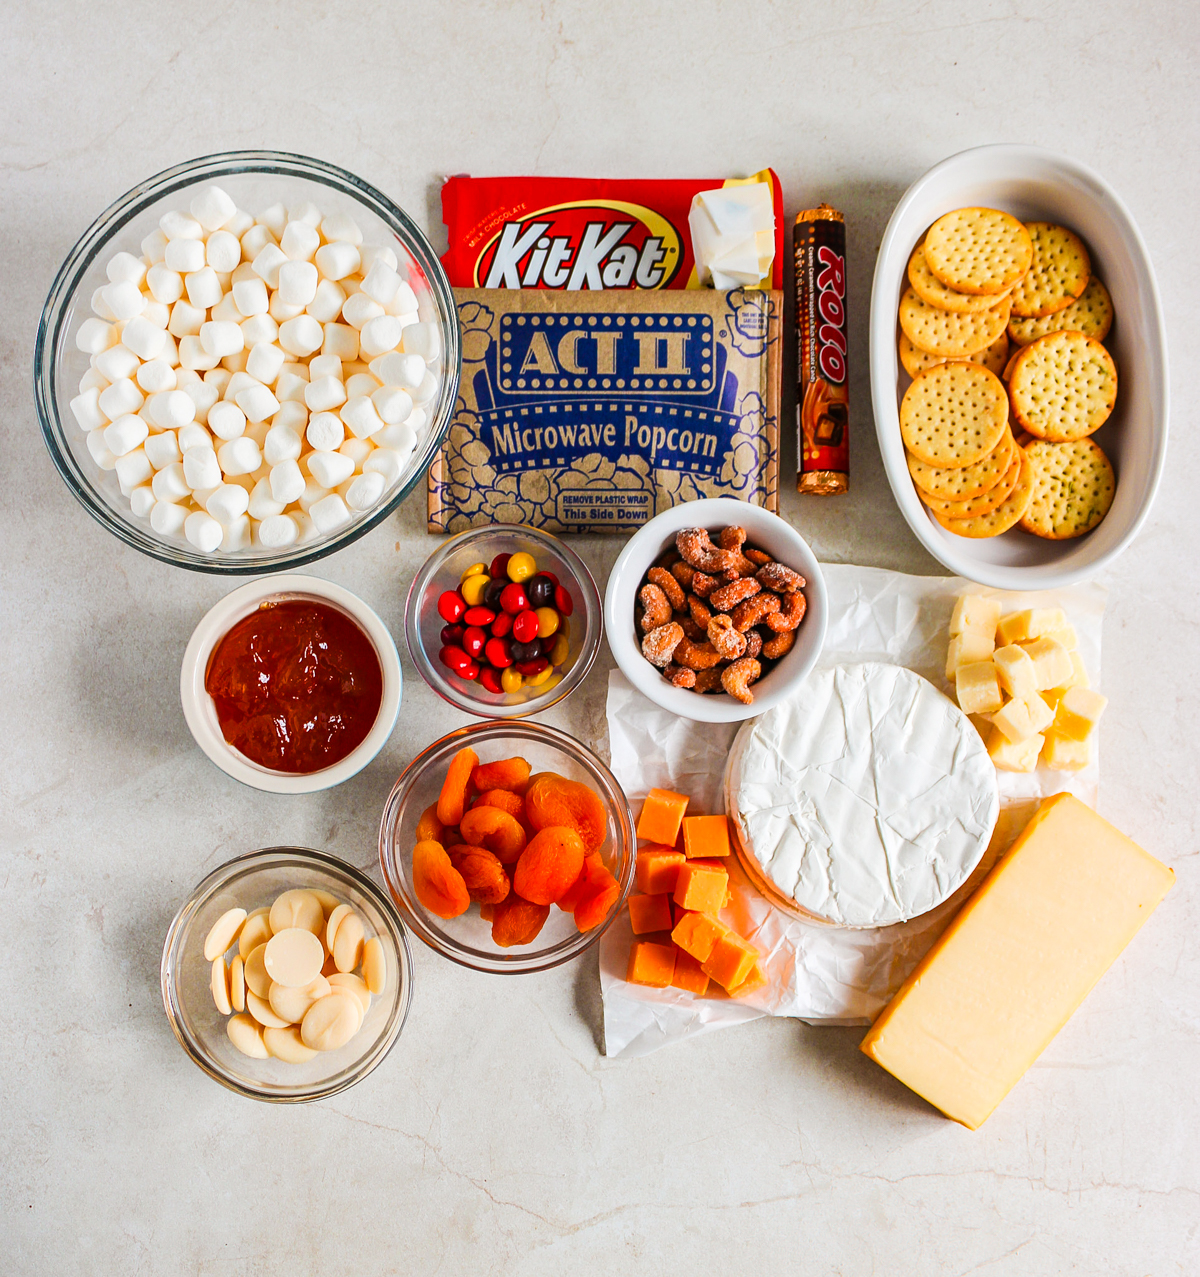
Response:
[702,929,759,991]
[627,893,674,935]
[670,948,710,996]
[626,940,676,988]
[672,858,728,915]
[671,910,729,963]
[635,846,685,895]
[727,961,767,999]
[637,788,689,846]
[682,814,732,859]
[860,793,1175,1129]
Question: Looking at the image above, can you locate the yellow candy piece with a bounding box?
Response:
[460,573,489,606]
[500,667,523,693]
[527,664,554,687]
[535,606,559,639]
[507,552,536,582]
[538,673,562,695]
[460,561,487,583]
[549,633,569,666]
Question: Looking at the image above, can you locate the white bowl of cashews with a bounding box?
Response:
[604,498,828,723]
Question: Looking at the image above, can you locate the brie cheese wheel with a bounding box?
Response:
[725,663,999,928]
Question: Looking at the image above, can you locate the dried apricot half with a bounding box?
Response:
[413,839,470,919]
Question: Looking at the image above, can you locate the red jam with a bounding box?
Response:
[205,600,383,774]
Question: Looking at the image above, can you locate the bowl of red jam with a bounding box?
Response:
[404,525,602,719]
[181,575,402,792]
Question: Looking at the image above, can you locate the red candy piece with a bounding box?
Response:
[490,612,512,638]
[500,582,530,615]
[541,570,560,587]
[515,656,549,677]
[554,585,574,616]
[490,553,511,578]
[462,626,487,659]
[441,623,464,646]
[463,606,496,627]
[437,591,466,624]
[479,666,503,694]
[439,645,473,675]
[484,637,513,668]
[512,610,540,643]
[459,660,480,681]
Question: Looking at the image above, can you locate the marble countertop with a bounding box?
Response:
[2,3,1197,1272]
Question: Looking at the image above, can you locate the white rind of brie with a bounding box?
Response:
[689,184,775,289]
[724,663,999,928]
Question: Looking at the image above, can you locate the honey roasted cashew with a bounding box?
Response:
[647,566,686,612]
[762,627,797,659]
[731,592,780,632]
[641,621,683,668]
[706,614,747,661]
[673,636,724,670]
[709,577,761,612]
[662,663,696,689]
[757,562,808,594]
[721,657,763,705]
[638,582,673,632]
[765,591,807,632]
[675,528,738,574]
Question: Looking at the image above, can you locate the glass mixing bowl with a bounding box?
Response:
[35,150,460,573]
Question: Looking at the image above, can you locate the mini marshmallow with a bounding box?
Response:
[263,422,303,464]
[105,251,147,287]
[70,388,106,432]
[320,212,363,246]
[345,372,381,398]
[372,351,425,391]
[183,447,222,490]
[359,315,404,358]
[161,209,204,241]
[307,449,356,489]
[241,223,276,259]
[185,511,223,553]
[386,282,419,318]
[99,378,145,419]
[278,315,324,357]
[245,341,286,385]
[90,286,119,321]
[79,367,108,394]
[218,436,262,476]
[322,322,359,362]
[235,382,280,423]
[208,293,242,324]
[269,295,305,322]
[298,479,329,512]
[307,354,342,380]
[129,484,156,518]
[372,385,413,425]
[224,370,259,402]
[360,259,402,306]
[220,514,251,552]
[182,380,219,423]
[152,462,191,502]
[373,421,417,460]
[204,367,232,393]
[206,483,250,524]
[359,244,399,274]
[191,484,220,509]
[305,375,347,413]
[86,428,118,469]
[169,301,205,338]
[363,447,405,485]
[342,292,384,329]
[240,314,279,347]
[275,371,309,403]
[277,259,319,307]
[257,513,299,547]
[340,396,384,439]
[272,399,308,430]
[280,220,319,261]
[95,344,141,383]
[227,209,255,237]
[200,320,244,359]
[205,229,242,273]
[76,318,118,355]
[148,389,197,430]
[258,202,288,236]
[137,359,178,393]
[178,421,213,452]
[412,369,439,404]
[115,448,153,495]
[402,322,441,362]
[185,267,223,310]
[208,400,248,441]
[144,431,181,470]
[190,185,237,232]
[104,413,149,457]
[338,437,373,468]
[305,412,345,452]
[248,478,286,519]
[309,493,352,534]
[165,237,206,273]
[307,279,347,324]
[288,200,323,227]
[293,510,318,543]
[141,228,169,264]
[151,499,189,534]
[314,241,360,281]
[101,280,146,322]
[252,243,289,288]
[270,459,306,504]
[345,470,386,511]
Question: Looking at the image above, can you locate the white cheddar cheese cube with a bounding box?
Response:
[987,727,1043,773]
[992,644,1038,698]
[996,608,1066,646]
[1042,731,1090,771]
[991,692,1055,745]
[1021,638,1074,691]
[955,661,1003,715]
[950,594,1002,638]
[1053,688,1108,743]
[945,630,994,680]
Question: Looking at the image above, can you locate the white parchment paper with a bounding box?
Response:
[600,564,1107,1058]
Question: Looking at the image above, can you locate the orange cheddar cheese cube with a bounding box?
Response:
[727,961,767,999]
[670,948,711,996]
[626,940,676,988]
[627,893,674,935]
[635,846,685,895]
[670,909,729,963]
[672,858,728,915]
[682,814,732,859]
[637,788,690,846]
[702,929,760,991]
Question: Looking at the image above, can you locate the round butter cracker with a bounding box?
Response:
[918,449,1022,519]
[1008,329,1117,441]
[898,288,1011,359]
[923,207,1033,295]
[1020,437,1115,539]
[1009,275,1113,346]
[1009,222,1091,318]
[907,243,1013,314]
[934,450,1036,537]
[908,427,1016,500]
[898,330,1009,379]
[900,362,1009,468]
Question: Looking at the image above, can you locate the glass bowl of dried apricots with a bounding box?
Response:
[378,720,636,973]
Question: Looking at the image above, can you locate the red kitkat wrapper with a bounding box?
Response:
[441,171,784,291]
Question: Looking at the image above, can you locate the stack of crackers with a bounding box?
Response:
[897,207,1118,540]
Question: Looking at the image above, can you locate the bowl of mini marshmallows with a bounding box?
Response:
[35,151,460,572]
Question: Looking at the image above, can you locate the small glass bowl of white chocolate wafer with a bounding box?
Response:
[37,151,460,573]
[162,848,412,1101]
